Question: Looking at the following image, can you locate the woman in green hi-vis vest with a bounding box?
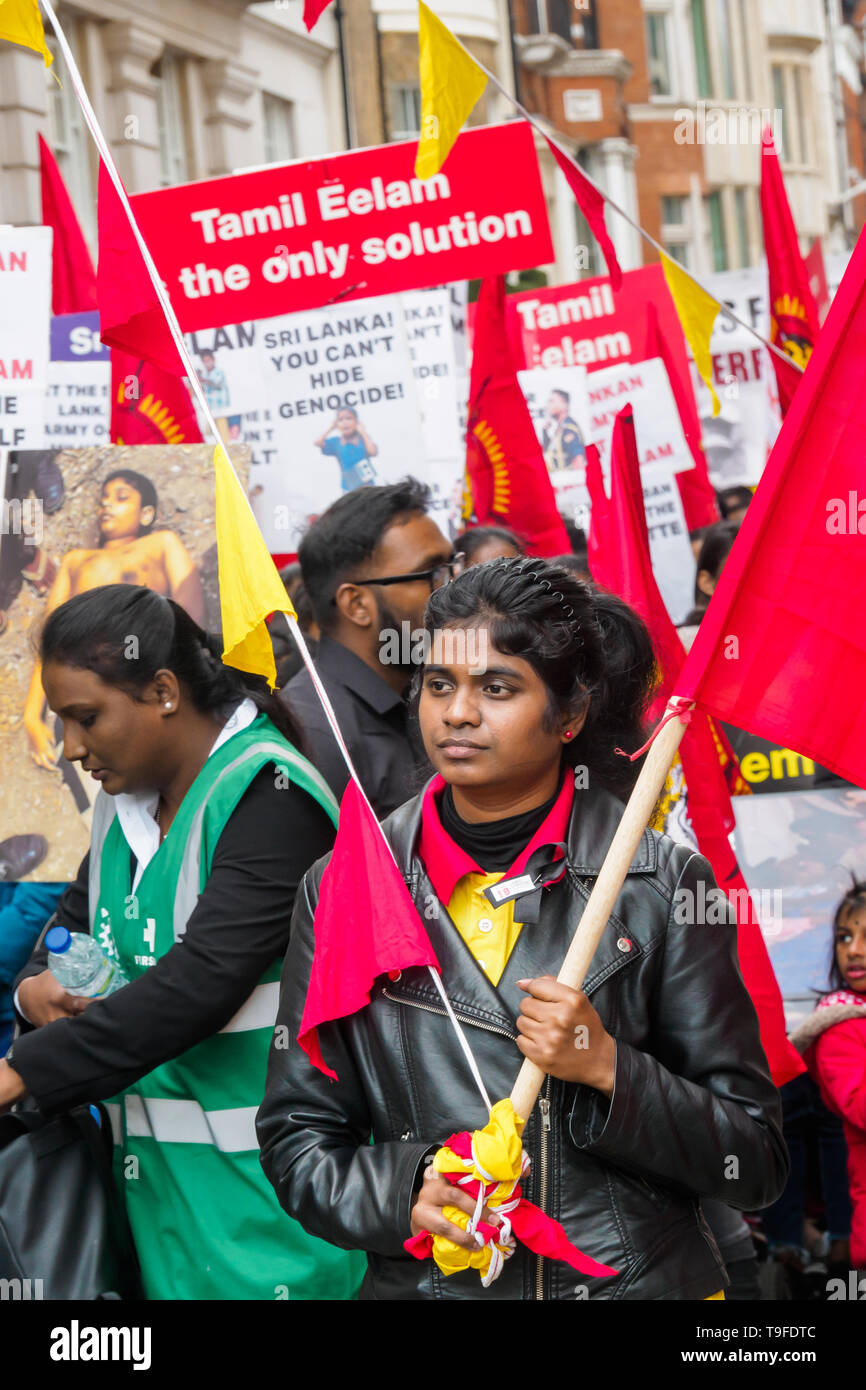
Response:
[0,583,364,1302]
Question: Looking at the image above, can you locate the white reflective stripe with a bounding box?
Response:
[103,1102,123,1146]
[123,1095,258,1152]
[219,980,280,1034]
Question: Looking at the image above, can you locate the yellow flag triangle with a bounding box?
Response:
[0,0,53,66]
[415,1,487,181]
[660,252,721,416]
[213,448,295,692]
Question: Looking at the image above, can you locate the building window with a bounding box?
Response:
[771,66,788,158]
[646,13,673,98]
[692,0,752,102]
[734,186,750,267]
[153,52,190,187]
[45,25,95,242]
[526,0,573,43]
[661,195,692,269]
[705,191,728,271]
[771,64,811,165]
[717,0,736,99]
[691,0,712,99]
[737,0,753,97]
[262,94,295,164]
[389,84,422,140]
[793,67,811,165]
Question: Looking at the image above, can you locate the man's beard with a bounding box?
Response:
[375,594,423,678]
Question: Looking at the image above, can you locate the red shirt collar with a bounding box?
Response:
[418,772,574,906]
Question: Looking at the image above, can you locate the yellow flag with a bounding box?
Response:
[213,448,295,691]
[0,0,53,66]
[415,1,487,181]
[660,252,721,416]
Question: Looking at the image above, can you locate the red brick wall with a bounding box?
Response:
[595,0,650,104]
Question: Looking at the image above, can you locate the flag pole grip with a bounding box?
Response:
[510,708,690,1123]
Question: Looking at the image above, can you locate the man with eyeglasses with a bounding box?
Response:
[279,478,461,817]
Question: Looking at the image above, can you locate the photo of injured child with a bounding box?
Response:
[0,443,249,879]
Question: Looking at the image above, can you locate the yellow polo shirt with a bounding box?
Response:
[447,872,524,985]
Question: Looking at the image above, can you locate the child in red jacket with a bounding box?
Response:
[792,880,866,1269]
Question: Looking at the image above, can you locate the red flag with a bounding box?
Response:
[97,162,185,375]
[39,135,97,315]
[304,0,333,30]
[298,779,440,1079]
[585,444,610,577]
[591,405,804,1087]
[110,350,202,446]
[589,409,689,719]
[544,136,622,291]
[761,127,819,416]
[677,218,866,789]
[645,297,719,531]
[465,277,570,556]
[805,238,831,325]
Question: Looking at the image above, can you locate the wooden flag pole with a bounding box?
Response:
[511,705,690,1122]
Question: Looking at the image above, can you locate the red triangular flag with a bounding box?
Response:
[805,238,830,325]
[761,127,819,416]
[591,405,804,1087]
[677,217,866,788]
[544,136,622,291]
[465,276,570,556]
[589,409,688,719]
[304,0,333,30]
[39,135,97,315]
[97,162,185,375]
[585,443,610,577]
[298,779,440,1079]
[110,350,202,445]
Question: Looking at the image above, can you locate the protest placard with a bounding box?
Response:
[191,294,425,553]
[0,227,52,450]
[733,786,866,1028]
[693,268,778,489]
[518,366,589,478]
[403,287,462,465]
[584,357,694,475]
[132,123,553,331]
[44,312,110,448]
[0,444,249,880]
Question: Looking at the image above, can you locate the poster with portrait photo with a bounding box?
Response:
[0,443,249,880]
[733,786,866,1031]
[187,293,425,552]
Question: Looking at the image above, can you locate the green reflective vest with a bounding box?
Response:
[89,713,363,1301]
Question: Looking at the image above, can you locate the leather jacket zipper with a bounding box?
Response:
[381,988,517,1041]
[536,1077,552,1301]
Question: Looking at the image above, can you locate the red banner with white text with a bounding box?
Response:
[131,123,553,332]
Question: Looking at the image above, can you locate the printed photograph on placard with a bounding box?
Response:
[0,444,249,879]
[188,294,426,552]
[733,786,866,1030]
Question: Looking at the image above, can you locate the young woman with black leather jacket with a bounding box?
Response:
[257,558,789,1300]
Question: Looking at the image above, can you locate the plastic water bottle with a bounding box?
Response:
[45,926,128,999]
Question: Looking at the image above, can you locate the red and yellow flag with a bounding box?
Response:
[761,127,819,415]
[465,277,570,556]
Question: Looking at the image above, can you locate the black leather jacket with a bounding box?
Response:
[257,781,788,1300]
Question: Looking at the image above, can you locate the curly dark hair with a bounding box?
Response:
[39,583,305,750]
[415,557,657,800]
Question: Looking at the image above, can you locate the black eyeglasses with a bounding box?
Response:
[331,552,465,604]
